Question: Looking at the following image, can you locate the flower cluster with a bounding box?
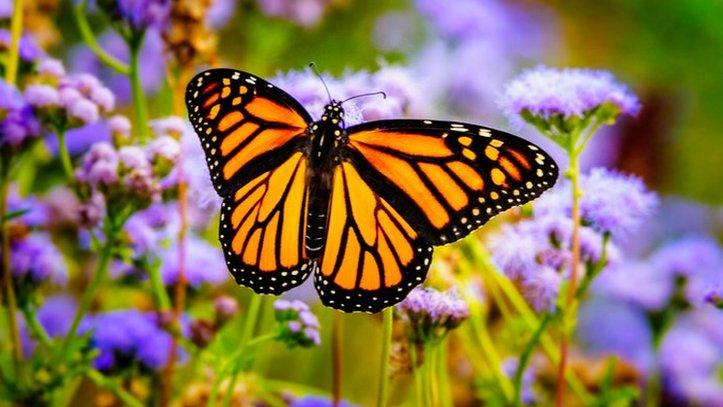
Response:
[273,299,321,348]
[498,65,640,129]
[488,167,657,311]
[9,232,67,293]
[271,64,428,125]
[75,134,180,222]
[397,286,469,344]
[0,82,41,148]
[80,309,181,373]
[25,70,116,130]
[595,235,722,310]
[20,295,77,356]
[97,0,171,36]
[535,167,659,239]
[412,0,558,118]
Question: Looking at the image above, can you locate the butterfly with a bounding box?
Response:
[185,68,558,313]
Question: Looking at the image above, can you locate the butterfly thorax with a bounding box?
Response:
[305,101,346,258]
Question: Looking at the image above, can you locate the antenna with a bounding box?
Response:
[341,91,387,104]
[308,62,332,103]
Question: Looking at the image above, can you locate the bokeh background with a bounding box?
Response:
[1,0,721,406]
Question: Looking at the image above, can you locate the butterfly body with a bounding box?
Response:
[186,68,559,313]
[305,101,346,257]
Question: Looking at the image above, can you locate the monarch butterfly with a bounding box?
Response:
[186,68,558,313]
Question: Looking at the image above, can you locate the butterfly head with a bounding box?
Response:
[321,101,345,125]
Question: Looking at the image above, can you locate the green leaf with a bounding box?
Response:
[3,208,30,221]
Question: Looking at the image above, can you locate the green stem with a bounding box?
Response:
[376,307,393,407]
[331,311,343,407]
[437,341,452,407]
[128,34,149,143]
[61,220,117,353]
[469,312,515,401]
[577,233,610,298]
[56,129,75,183]
[86,369,144,407]
[428,342,438,406]
[73,0,130,75]
[556,148,582,407]
[0,156,23,372]
[469,242,592,404]
[221,370,239,407]
[409,343,424,406]
[208,295,267,407]
[513,312,552,406]
[20,302,53,349]
[5,0,24,84]
[148,262,171,310]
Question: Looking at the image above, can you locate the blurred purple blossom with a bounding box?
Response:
[70,29,165,103]
[535,167,659,238]
[291,396,356,407]
[10,233,67,287]
[80,309,182,372]
[1,82,41,148]
[214,295,238,323]
[0,29,44,62]
[45,121,113,156]
[256,0,331,27]
[8,186,50,227]
[37,58,66,78]
[205,0,236,29]
[521,266,561,313]
[660,313,723,405]
[502,357,537,404]
[273,299,321,348]
[19,295,77,356]
[594,261,672,311]
[577,297,654,373]
[372,11,418,53]
[97,0,171,33]
[271,65,428,126]
[398,286,469,343]
[0,0,10,19]
[499,66,640,126]
[159,235,226,287]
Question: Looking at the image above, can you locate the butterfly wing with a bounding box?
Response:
[219,151,314,293]
[186,69,313,197]
[314,161,433,313]
[186,69,315,293]
[344,119,559,245]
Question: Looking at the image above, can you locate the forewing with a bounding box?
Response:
[315,162,433,313]
[219,152,313,293]
[186,69,313,196]
[345,119,559,245]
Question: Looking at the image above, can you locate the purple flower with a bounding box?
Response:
[214,295,238,323]
[291,396,356,407]
[19,295,77,356]
[594,261,673,311]
[521,266,561,313]
[98,0,171,32]
[159,235,227,287]
[10,233,68,287]
[502,358,537,404]
[45,121,113,156]
[397,286,469,343]
[67,98,99,123]
[80,309,181,373]
[256,0,331,27]
[270,65,425,125]
[273,299,321,348]
[107,114,131,136]
[650,236,722,307]
[577,297,654,373]
[0,30,44,62]
[535,167,658,238]
[1,82,41,148]
[37,58,66,78]
[23,85,60,108]
[205,0,237,29]
[119,145,151,171]
[0,0,11,19]
[499,66,640,125]
[77,142,120,186]
[8,186,50,227]
[660,314,723,405]
[148,135,180,163]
